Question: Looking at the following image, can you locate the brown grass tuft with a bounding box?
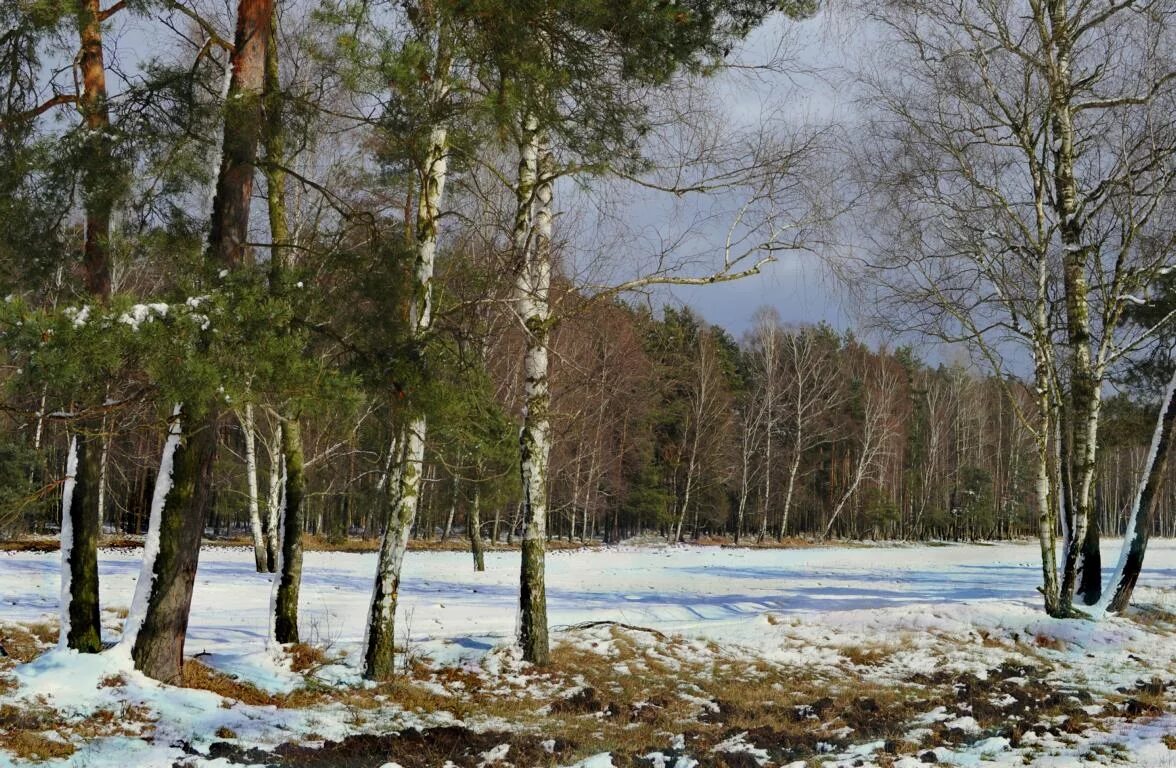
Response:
[181,660,277,706]
[0,621,56,663]
[0,730,75,761]
[1033,634,1065,651]
[286,642,333,673]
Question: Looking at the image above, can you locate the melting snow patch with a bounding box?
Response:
[712,732,769,765]
[563,754,615,768]
[478,743,510,766]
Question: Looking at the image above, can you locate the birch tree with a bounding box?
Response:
[855,0,1176,616]
[777,325,842,539]
[363,0,457,680]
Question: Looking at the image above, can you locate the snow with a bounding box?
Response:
[114,406,181,658]
[3,540,1174,672]
[4,540,1176,765]
[118,302,169,330]
[56,437,78,647]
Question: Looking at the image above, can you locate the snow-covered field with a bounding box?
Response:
[2,540,1176,767]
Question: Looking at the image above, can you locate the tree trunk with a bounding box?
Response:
[443,476,457,541]
[132,0,273,682]
[96,419,108,534]
[1078,513,1101,605]
[364,424,420,678]
[363,38,450,676]
[130,410,219,683]
[779,444,801,540]
[61,0,117,656]
[516,121,551,666]
[273,417,305,643]
[469,477,485,571]
[207,0,276,268]
[265,424,283,573]
[61,435,102,652]
[78,0,114,297]
[1103,367,1176,612]
[243,404,267,571]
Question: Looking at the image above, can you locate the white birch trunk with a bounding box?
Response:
[363,63,449,676]
[97,416,108,534]
[116,406,182,657]
[516,120,552,664]
[58,437,79,648]
[242,404,266,571]
[265,423,283,572]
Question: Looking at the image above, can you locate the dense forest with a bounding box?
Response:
[5,301,1170,548]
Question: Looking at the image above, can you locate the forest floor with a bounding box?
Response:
[1,542,1175,767]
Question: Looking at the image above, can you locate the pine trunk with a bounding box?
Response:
[273,417,305,643]
[62,435,102,652]
[131,411,219,683]
[62,0,115,656]
[78,0,114,297]
[133,0,273,682]
[208,0,276,268]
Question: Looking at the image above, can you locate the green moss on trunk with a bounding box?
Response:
[274,416,305,644]
[132,412,218,683]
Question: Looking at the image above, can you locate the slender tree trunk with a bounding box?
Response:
[78,0,114,297]
[273,418,305,643]
[1103,368,1176,612]
[96,419,108,535]
[265,425,283,572]
[443,475,457,541]
[1047,0,1099,616]
[758,400,773,543]
[516,121,552,666]
[779,442,801,540]
[243,405,266,571]
[469,473,485,571]
[363,35,450,677]
[364,425,419,678]
[61,0,118,655]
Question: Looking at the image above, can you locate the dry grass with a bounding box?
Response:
[1033,633,1066,651]
[0,730,75,761]
[0,536,144,552]
[840,642,900,667]
[0,621,57,663]
[0,704,75,761]
[285,642,340,674]
[181,660,279,706]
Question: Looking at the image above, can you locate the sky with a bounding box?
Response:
[49,1,866,342]
[629,9,864,339]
